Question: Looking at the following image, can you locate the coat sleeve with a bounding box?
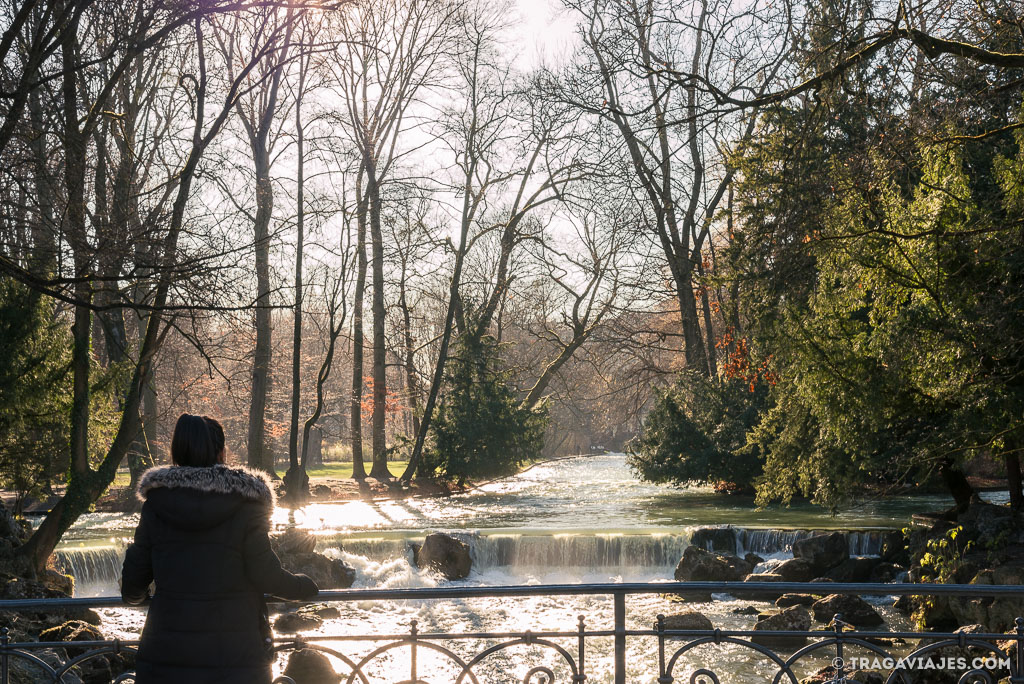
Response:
[242,511,319,601]
[121,506,154,605]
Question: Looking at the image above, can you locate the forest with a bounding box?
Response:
[0,0,1022,574]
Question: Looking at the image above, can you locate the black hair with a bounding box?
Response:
[171,414,225,467]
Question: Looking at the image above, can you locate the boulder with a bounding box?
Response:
[869,562,905,583]
[38,620,131,684]
[43,570,74,596]
[690,527,737,555]
[674,546,753,582]
[416,533,472,580]
[751,605,811,647]
[272,529,357,589]
[732,605,761,615]
[774,558,818,582]
[950,566,1024,631]
[879,530,908,563]
[801,666,884,684]
[283,648,341,684]
[275,611,323,633]
[776,593,817,608]
[38,621,104,657]
[792,533,849,573]
[303,604,341,620]
[274,528,318,555]
[824,557,882,583]
[741,573,788,601]
[745,553,765,567]
[811,594,884,627]
[661,612,714,631]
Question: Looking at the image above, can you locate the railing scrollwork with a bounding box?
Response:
[0,582,1021,684]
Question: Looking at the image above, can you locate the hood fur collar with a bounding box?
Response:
[137,464,275,508]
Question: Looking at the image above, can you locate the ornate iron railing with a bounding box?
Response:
[1,582,1023,684]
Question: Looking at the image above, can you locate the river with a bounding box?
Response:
[53,454,994,682]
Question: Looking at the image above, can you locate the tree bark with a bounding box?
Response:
[247,142,275,475]
[284,86,308,503]
[350,173,369,479]
[940,459,975,512]
[1006,450,1023,510]
[399,267,420,437]
[366,163,390,479]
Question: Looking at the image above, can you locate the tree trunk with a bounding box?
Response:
[695,254,718,375]
[350,174,369,479]
[284,93,308,503]
[399,270,420,437]
[247,145,276,476]
[366,165,390,480]
[1006,450,1023,510]
[940,459,975,512]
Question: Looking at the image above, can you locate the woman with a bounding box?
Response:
[121,414,318,684]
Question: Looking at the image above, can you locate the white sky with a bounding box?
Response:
[509,0,579,69]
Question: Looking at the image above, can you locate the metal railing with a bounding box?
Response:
[2,582,1023,684]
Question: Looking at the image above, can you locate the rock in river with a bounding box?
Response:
[774,558,818,582]
[689,527,738,555]
[751,605,812,647]
[674,546,753,582]
[272,529,357,589]
[792,533,849,574]
[661,612,714,631]
[415,532,473,580]
[811,594,884,627]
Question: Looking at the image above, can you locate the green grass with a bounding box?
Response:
[111,460,411,489]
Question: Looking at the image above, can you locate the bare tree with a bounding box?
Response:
[330,0,460,479]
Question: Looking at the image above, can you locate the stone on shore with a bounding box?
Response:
[415,532,472,580]
[811,594,884,627]
[751,605,811,647]
[950,566,1024,631]
[674,546,753,582]
[792,533,849,573]
[283,648,341,684]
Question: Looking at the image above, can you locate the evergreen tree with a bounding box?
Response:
[423,330,548,484]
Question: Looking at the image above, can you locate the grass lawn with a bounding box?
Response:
[112,460,411,488]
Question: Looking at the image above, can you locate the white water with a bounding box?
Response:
[55,454,971,682]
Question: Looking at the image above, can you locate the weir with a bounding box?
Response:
[54,526,891,596]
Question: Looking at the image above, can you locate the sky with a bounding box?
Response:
[510,0,579,69]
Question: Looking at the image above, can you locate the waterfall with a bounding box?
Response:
[54,544,126,597]
[735,528,885,557]
[53,526,891,596]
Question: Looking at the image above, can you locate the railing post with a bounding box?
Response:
[656,614,673,684]
[575,615,587,683]
[1012,617,1024,684]
[1,627,8,684]
[410,619,418,684]
[614,591,626,684]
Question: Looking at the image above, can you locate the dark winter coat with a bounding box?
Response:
[121,464,318,684]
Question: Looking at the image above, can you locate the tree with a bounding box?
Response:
[423,328,547,483]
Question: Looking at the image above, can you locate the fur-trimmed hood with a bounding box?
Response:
[138,464,275,509]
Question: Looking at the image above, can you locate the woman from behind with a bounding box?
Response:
[121,414,318,684]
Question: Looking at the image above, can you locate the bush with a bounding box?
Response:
[423,332,547,484]
[627,370,765,491]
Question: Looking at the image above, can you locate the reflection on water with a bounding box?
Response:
[58,453,990,682]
